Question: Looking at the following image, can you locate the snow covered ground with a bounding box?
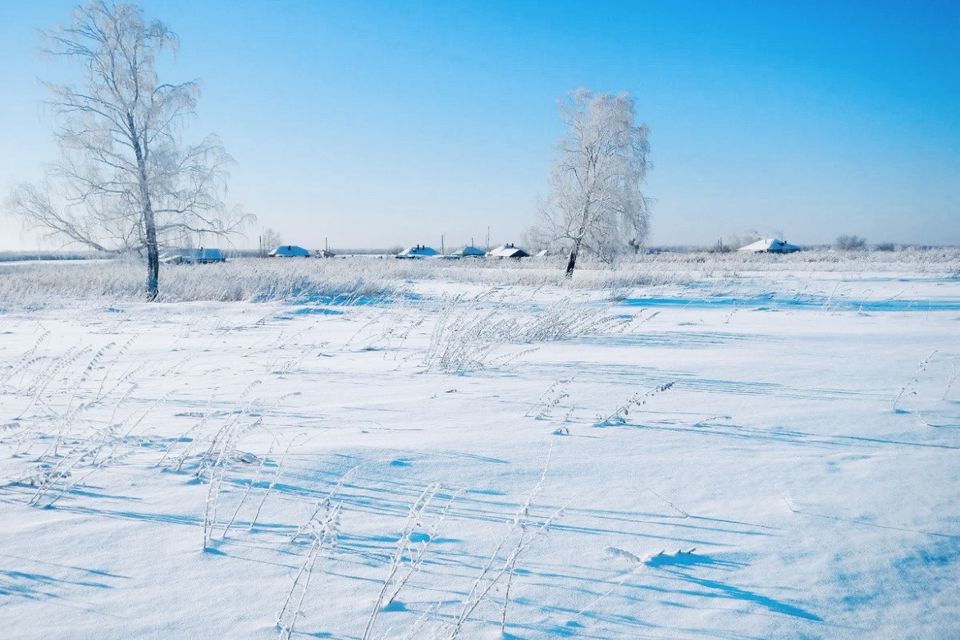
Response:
[1,255,958,639]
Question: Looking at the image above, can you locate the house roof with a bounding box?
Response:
[397,245,439,258]
[161,247,226,263]
[269,245,311,257]
[737,238,800,253]
[488,243,530,258]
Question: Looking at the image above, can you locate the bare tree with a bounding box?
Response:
[835,234,867,251]
[7,1,250,299]
[260,227,282,255]
[533,89,650,276]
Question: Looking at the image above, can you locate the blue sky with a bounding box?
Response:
[1,0,958,250]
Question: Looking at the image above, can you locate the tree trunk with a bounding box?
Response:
[128,115,159,300]
[565,202,591,278]
[565,239,581,277]
[144,205,159,300]
[138,173,159,300]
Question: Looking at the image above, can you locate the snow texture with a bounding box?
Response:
[1,255,958,639]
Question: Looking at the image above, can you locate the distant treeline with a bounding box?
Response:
[2,244,955,262]
[0,250,109,262]
[240,247,404,257]
[0,247,405,262]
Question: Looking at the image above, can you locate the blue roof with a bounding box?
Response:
[398,245,439,257]
[270,245,311,257]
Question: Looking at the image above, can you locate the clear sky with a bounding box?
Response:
[1,0,958,250]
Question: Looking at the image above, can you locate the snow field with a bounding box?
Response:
[1,258,958,639]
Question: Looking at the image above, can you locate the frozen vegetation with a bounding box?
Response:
[1,250,958,639]
[1,248,958,307]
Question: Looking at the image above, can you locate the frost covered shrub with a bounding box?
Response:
[423,298,629,373]
[629,247,959,275]
[835,234,868,251]
[0,258,405,307]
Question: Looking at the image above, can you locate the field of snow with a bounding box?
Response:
[1,253,958,639]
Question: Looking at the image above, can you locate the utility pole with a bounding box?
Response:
[441,234,445,255]
[486,226,490,251]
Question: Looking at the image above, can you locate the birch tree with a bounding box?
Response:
[7,1,249,299]
[535,89,651,276]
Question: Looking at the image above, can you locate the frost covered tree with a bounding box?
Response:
[260,227,282,255]
[7,1,249,299]
[534,89,651,276]
[835,234,867,251]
